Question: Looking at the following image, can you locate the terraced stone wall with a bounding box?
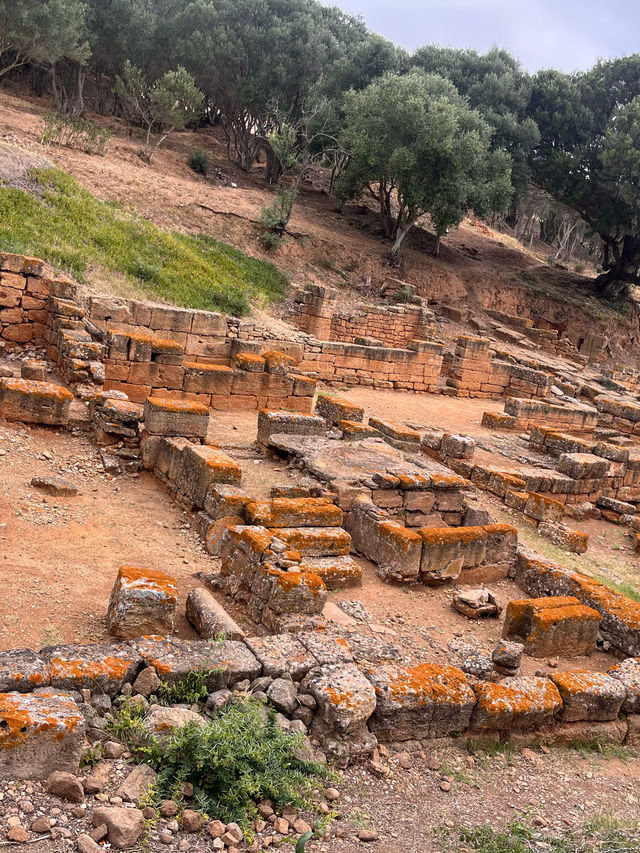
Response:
[0,253,55,348]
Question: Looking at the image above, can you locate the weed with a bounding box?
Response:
[465,739,517,759]
[567,738,636,762]
[188,148,210,176]
[40,113,112,155]
[153,669,213,707]
[0,168,288,316]
[41,625,62,647]
[80,742,104,769]
[439,759,471,784]
[107,696,326,827]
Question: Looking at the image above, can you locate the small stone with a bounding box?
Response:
[324,787,340,801]
[208,820,226,839]
[7,827,29,843]
[224,823,243,843]
[397,751,412,769]
[440,781,452,792]
[77,834,102,853]
[160,800,179,818]
[266,678,298,715]
[90,824,108,842]
[46,772,84,803]
[272,817,289,835]
[426,756,441,771]
[358,829,379,842]
[159,830,173,845]
[31,817,52,833]
[181,810,204,833]
[293,819,312,834]
[142,806,156,819]
[103,741,127,759]
[132,666,161,698]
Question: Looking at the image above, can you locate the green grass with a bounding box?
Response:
[0,168,287,316]
[439,816,640,852]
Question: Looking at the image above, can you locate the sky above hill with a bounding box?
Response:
[322,0,636,72]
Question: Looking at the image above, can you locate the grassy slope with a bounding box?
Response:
[0,168,287,316]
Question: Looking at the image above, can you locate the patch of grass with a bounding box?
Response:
[153,669,213,707]
[439,816,640,852]
[106,695,327,826]
[0,168,287,316]
[567,738,636,762]
[592,573,640,602]
[465,739,518,761]
[188,148,210,176]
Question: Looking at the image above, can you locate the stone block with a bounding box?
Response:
[41,643,141,697]
[252,567,327,615]
[557,452,609,480]
[203,483,251,520]
[471,676,562,730]
[177,444,242,507]
[298,555,362,588]
[106,565,178,639]
[0,649,50,693]
[302,664,376,734]
[607,657,640,712]
[183,363,234,394]
[245,634,317,679]
[186,587,245,640]
[502,596,601,658]
[346,496,422,583]
[0,692,85,780]
[274,527,351,557]
[0,378,72,425]
[419,527,488,585]
[257,409,326,447]
[550,671,626,721]
[144,397,210,438]
[315,394,364,425]
[367,662,475,741]
[246,497,343,528]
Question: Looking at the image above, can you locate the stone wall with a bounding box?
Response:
[0,253,55,348]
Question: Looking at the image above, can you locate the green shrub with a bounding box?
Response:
[108,696,326,825]
[154,669,213,707]
[0,168,287,316]
[259,184,298,251]
[40,113,112,155]
[188,148,210,176]
[574,261,586,273]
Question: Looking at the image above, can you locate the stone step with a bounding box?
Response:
[298,555,362,588]
[246,497,343,528]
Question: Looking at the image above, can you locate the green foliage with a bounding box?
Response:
[110,696,326,826]
[386,285,415,305]
[116,61,203,162]
[40,113,112,155]
[0,168,287,316]
[80,742,104,769]
[105,697,155,753]
[154,669,213,707]
[568,738,636,761]
[529,57,640,296]
[0,0,89,78]
[575,261,586,273]
[259,183,298,251]
[336,70,513,261]
[188,148,210,176]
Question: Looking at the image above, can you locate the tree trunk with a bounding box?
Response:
[595,234,640,299]
[51,61,86,117]
[388,221,415,266]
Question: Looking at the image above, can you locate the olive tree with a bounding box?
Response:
[336,71,513,262]
[116,61,203,162]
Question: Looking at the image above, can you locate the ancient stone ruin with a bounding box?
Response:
[3,254,640,848]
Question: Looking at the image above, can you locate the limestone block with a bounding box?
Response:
[550,671,626,722]
[608,657,640,712]
[346,495,422,583]
[0,378,72,425]
[367,662,475,741]
[107,565,178,640]
[186,587,245,640]
[315,394,364,425]
[245,634,317,679]
[246,497,343,528]
[143,397,209,438]
[302,663,376,734]
[502,596,601,658]
[257,409,326,447]
[41,643,141,696]
[471,676,562,730]
[0,649,50,693]
[0,692,85,780]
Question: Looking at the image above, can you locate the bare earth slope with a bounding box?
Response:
[0,87,638,353]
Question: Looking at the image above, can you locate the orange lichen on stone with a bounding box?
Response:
[378,521,423,550]
[183,362,233,373]
[419,526,488,546]
[147,397,209,415]
[0,692,82,751]
[115,565,178,602]
[383,663,472,707]
[0,378,72,402]
[472,677,562,726]
[275,527,351,556]
[246,497,343,528]
[111,330,184,351]
[48,656,134,683]
[234,352,266,370]
[429,472,467,489]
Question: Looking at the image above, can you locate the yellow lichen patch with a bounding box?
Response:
[183,362,233,373]
[49,656,133,682]
[473,678,561,715]
[484,523,518,536]
[0,693,82,751]
[429,472,467,488]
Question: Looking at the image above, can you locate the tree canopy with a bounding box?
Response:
[335,71,513,261]
[529,56,640,297]
[2,0,640,290]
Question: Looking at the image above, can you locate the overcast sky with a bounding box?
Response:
[321,0,637,72]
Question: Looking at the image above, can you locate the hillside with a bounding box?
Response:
[1,86,638,358]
